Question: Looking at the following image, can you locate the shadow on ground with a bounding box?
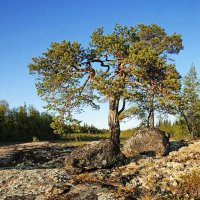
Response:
[0,145,75,169]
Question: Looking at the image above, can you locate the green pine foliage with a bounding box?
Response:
[157,120,191,140]
[29,23,183,145]
[0,100,103,142]
[0,101,58,142]
[178,65,200,138]
[122,24,183,128]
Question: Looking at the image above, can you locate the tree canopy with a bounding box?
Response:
[29,23,183,146]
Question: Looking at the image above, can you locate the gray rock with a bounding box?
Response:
[50,183,116,200]
[122,128,170,157]
[64,139,125,171]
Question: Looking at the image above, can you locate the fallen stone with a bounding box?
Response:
[64,139,125,171]
[122,128,170,157]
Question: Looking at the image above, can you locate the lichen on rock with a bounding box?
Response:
[122,128,170,157]
[64,139,125,171]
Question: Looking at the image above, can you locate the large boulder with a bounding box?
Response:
[64,139,125,171]
[122,128,170,157]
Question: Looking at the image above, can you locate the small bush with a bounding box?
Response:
[32,136,39,142]
[176,170,200,198]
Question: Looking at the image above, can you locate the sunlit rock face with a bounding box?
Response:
[122,128,170,157]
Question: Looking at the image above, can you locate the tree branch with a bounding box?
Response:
[68,64,95,78]
[92,59,110,73]
[78,74,91,95]
[118,98,126,115]
[125,81,144,87]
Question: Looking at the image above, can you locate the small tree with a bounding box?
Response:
[0,100,10,141]
[132,63,181,128]
[29,24,182,147]
[120,24,183,127]
[0,100,9,124]
[178,65,200,138]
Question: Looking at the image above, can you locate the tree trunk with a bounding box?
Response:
[147,95,155,128]
[147,108,154,128]
[108,97,120,147]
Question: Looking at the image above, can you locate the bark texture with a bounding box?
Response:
[108,97,121,146]
[147,108,154,128]
[147,94,155,128]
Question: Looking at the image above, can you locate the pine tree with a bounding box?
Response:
[179,65,200,138]
[29,24,182,146]
[120,24,182,127]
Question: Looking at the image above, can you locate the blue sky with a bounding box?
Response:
[0,0,199,129]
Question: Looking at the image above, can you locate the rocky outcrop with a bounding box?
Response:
[1,140,200,199]
[64,139,125,171]
[0,168,71,200]
[122,128,170,157]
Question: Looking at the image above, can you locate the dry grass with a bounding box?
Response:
[62,130,134,145]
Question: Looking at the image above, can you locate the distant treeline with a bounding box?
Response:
[0,100,57,142]
[0,100,103,142]
[157,119,193,140]
[0,98,199,143]
[64,123,104,134]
